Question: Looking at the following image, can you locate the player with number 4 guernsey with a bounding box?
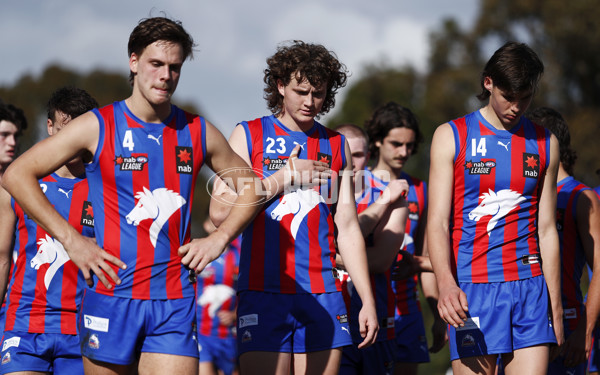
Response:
[428,42,563,375]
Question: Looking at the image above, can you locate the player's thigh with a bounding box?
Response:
[451,354,498,375]
[138,352,198,375]
[393,361,418,375]
[293,348,342,375]
[239,351,291,375]
[82,356,135,375]
[502,345,549,375]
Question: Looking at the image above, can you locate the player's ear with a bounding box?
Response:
[47,119,54,136]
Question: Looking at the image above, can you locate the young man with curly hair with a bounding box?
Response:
[210,40,378,375]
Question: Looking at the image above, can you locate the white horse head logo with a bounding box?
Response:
[197,284,236,318]
[468,189,526,235]
[270,188,325,239]
[32,234,71,289]
[126,187,186,247]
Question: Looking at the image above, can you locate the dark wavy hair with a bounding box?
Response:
[528,107,577,175]
[263,40,348,117]
[127,16,196,84]
[364,102,423,160]
[47,86,98,122]
[477,41,544,101]
[0,103,27,134]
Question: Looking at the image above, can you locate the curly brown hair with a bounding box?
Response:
[263,40,348,117]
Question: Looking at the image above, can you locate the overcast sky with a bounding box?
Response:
[1,0,478,137]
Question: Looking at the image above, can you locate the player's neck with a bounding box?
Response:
[557,164,570,181]
[372,161,402,181]
[125,94,171,124]
[276,112,314,133]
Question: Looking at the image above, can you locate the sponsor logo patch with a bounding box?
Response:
[114,154,148,171]
[239,314,258,328]
[1,337,20,352]
[408,201,419,221]
[263,156,288,171]
[81,201,94,227]
[241,330,252,343]
[336,314,348,324]
[176,146,193,174]
[1,352,10,365]
[317,152,332,167]
[84,314,109,332]
[461,333,475,347]
[464,160,496,175]
[564,308,577,320]
[523,153,540,178]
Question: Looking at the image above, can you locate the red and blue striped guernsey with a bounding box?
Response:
[556,176,589,331]
[6,173,93,334]
[449,110,550,283]
[392,172,427,317]
[197,236,240,339]
[86,101,205,299]
[237,115,345,294]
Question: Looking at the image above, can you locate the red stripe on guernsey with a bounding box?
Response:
[504,129,527,280]
[5,205,28,331]
[131,152,152,299]
[274,124,290,137]
[307,208,325,292]
[162,119,183,299]
[96,106,120,296]
[247,120,266,291]
[451,118,468,276]
[28,225,50,332]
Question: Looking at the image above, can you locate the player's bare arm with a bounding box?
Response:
[562,188,600,366]
[335,140,378,349]
[537,134,563,353]
[179,120,264,273]
[1,112,126,289]
[0,187,15,307]
[427,123,468,328]
[362,179,409,273]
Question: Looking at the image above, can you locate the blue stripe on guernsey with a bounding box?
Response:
[6,173,92,334]
[556,176,589,332]
[449,111,547,283]
[86,101,205,299]
[237,115,343,294]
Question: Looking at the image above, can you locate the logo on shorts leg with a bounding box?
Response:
[88,334,100,349]
[239,314,258,328]
[336,314,348,324]
[1,352,10,365]
[241,330,252,343]
[461,334,475,347]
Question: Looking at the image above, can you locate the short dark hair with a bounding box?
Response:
[47,86,98,122]
[364,102,423,159]
[0,103,27,135]
[528,107,576,175]
[477,41,544,101]
[127,16,195,84]
[264,40,348,117]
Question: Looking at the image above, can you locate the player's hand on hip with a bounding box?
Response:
[357,303,379,349]
[66,234,125,289]
[437,283,469,328]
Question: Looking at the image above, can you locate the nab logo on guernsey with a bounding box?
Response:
[176,146,193,174]
[81,201,94,227]
[114,155,148,171]
[464,160,496,175]
[317,152,332,167]
[262,156,288,171]
[522,153,540,178]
